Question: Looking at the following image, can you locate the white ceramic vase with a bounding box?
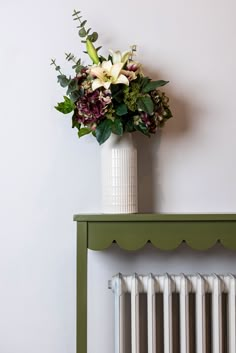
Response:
[101,133,138,214]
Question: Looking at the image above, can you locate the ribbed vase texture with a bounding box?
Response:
[101,133,138,214]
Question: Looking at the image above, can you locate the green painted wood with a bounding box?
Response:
[85,217,236,251]
[74,214,236,353]
[74,213,236,222]
[76,222,87,353]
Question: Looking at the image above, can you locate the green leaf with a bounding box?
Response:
[165,107,173,119]
[116,103,128,116]
[78,127,91,138]
[72,109,80,129]
[55,96,75,114]
[140,76,150,89]
[124,119,135,133]
[69,90,81,102]
[142,80,169,93]
[111,85,123,103]
[112,119,123,135]
[135,122,150,136]
[80,20,87,27]
[137,96,154,115]
[72,10,81,16]
[74,65,83,73]
[95,119,112,145]
[79,27,87,37]
[57,75,70,87]
[67,79,78,95]
[88,32,98,42]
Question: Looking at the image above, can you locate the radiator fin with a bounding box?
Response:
[164,274,173,353]
[131,274,140,353]
[111,273,236,353]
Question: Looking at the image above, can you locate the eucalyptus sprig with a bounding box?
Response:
[50,59,63,75]
[130,45,137,60]
[51,59,71,88]
[71,10,101,64]
[72,9,99,45]
[65,53,84,73]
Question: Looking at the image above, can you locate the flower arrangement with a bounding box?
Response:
[51,10,173,145]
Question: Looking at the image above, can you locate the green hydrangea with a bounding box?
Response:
[124,82,142,112]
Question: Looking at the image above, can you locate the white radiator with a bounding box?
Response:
[110,273,236,353]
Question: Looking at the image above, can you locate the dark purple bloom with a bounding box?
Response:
[140,112,158,133]
[76,90,112,125]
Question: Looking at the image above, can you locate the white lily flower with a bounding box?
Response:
[90,60,129,90]
[109,49,132,65]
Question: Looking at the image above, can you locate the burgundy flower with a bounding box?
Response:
[76,90,112,125]
[140,112,158,133]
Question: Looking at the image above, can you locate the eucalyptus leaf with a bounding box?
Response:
[95,119,112,145]
[67,79,78,95]
[80,20,87,27]
[75,65,84,74]
[57,75,70,87]
[88,32,98,42]
[79,27,87,37]
[72,10,81,16]
[137,96,154,115]
[69,90,81,102]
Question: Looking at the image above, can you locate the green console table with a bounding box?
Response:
[73,213,236,353]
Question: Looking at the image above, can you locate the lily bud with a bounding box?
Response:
[86,39,100,64]
[127,61,141,72]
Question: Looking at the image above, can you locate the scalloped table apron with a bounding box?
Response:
[101,133,138,214]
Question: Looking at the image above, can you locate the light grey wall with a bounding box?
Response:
[0,0,236,352]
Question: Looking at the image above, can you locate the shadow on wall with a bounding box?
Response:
[134,90,191,213]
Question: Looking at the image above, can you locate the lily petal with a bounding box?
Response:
[110,62,123,81]
[102,60,112,72]
[92,79,105,91]
[110,50,122,64]
[116,74,129,86]
[90,67,105,81]
[121,51,132,64]
[103,82,111,89]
